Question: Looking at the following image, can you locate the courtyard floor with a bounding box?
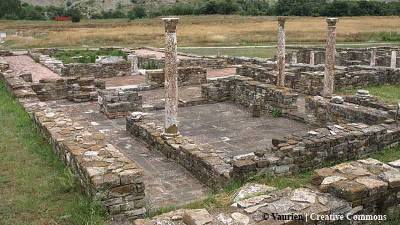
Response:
[146,102,314,159]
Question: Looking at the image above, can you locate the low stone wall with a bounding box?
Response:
[137,49,227,69]
[230,117,400,180]
[271,123,400,173]
[237,64,400,96]
[31,77,106,102]
[30,52,64,75]
[0,50,13,57]
[126,114,231,189]
[288,46,400,67]
[179,58,226,69]
[98,89,143,119]
[0,66,36,99]
[313,158,400,215]
[137,158,400,225]
[145,67,207,86]
[30,50,132,78]
[201,75,299,115]
[305,96,392,125]
[343,92,397,112]
[62,62,131,78]
[0,68,147,220]
[225,56,274,66]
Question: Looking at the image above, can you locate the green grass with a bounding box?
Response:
[0,81,107,225]
[381,208,400,225]
[370,146,400,164]
[53,49,127,64]
[337,84,400,104]
[178,47,277,58]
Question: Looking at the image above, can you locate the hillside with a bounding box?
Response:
[21,0,176,12]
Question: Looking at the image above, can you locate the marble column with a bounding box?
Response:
[370,47,377,67]
[391,50,397,69]
[277,16,286,87]
[128,54,139,75]
[322,18,338,98]
[309,50,315,65]
[162,18,179,135]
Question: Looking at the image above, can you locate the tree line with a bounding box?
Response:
[1,0,400,21]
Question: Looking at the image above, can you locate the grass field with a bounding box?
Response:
[0,81,107,225]
[337,84,400,104]
[1,16,400,49]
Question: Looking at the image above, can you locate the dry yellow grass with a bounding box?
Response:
[1,15,399,49]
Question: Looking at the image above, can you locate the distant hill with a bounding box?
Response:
[21,0,176,12]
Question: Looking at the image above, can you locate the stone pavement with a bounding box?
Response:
[44,100,208,209]
[148,102,314,160]
[4,55,60,82]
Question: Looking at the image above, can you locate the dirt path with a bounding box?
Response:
[4,55,60,82]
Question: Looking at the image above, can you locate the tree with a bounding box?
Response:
[128,6,146,20]
[0,0,22,19]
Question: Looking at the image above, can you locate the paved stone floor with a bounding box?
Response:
[4,55,60,82]
[141,85,203,108]
[150,102,314,159]
[47,100,208,209]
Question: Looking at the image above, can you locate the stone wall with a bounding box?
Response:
[98,89,143,119]
[145,67,207,86]
[137,52,227,69]
[31,77,106,102]
[274,123,399,172]
[288,46,400,67]
[137,158,400,225]
[126,114,231,189]
[62,62,131,78]
[0,67,147,220]
[343,91,397,112]
[237,64,400,96]
[231,121,400,181]
[0,50,13,57]
[201,75,299,115]
[313,158,400,215]
[30,49,132,78]
[305,96,392,125]
[179,58,226,69]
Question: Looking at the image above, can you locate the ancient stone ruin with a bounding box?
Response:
[0,17,399,224]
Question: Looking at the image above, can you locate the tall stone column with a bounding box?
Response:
[292,52,298,64]
[370,47,377,67]
[391,50,397,69]
[162,18,179,135]
[128,54,139,75]
[322,18,338,98]
[310,51,315,65]
[277,16,286,87]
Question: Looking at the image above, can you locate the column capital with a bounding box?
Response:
[278,16,286,27]
[326,18,338,26]
[162,17,179,33]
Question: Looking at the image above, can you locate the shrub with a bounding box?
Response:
[128,6,146,20]
[71,13,81,23]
